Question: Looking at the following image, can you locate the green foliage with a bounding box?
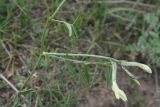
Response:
[65,61,79,81]
[104,64,112,85]
[138,13,160,65]
[0,0,156,106]
[82,65,90,84]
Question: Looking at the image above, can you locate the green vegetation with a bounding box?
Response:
[0,0,159,107]
[138,13,160,65]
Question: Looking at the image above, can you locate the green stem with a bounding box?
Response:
[51,55,111,65]
[22,55,42,89]
[41,0,66,50]
[42,52,120,63]
[111,61,117,82]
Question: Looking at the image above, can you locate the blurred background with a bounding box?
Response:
[0,0,160,107]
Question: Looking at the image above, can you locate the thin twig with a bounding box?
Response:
[104,0,155,8]
[13,0,26,15]
[0,73,19,93]
[34,96,39,107]
[78,0,156,8]
[1,40,12,58]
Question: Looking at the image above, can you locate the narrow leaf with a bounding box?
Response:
[63,22,72,37]
[82,65,90,84]
[52,19,72,37]
[120,61,152,73]
[112,81,127,101]
[104,64,112,85]
[122,66,141,86]
[111,61,127,101]
[65,61,78,81]
[122,66,137,79]
[111,61,117,81]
